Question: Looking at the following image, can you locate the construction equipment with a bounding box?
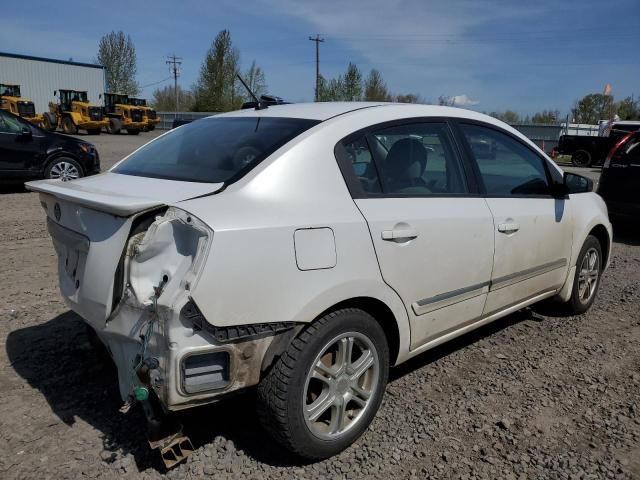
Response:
[104,93,147,135]
[129,98,160,131]
[0,83,48,128]
[46,90,109,134]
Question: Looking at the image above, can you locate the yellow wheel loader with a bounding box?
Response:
[104,93,147,135]
[0,84,47,128]
[129,97,160,131]
[46,90,109,135]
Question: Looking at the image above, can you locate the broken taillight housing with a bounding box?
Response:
[127,207,213,307]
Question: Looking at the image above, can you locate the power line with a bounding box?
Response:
[165,54,182,114]
[140,76,172,89]
[309,34,324,101]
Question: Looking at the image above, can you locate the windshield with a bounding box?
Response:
[1,85,20,97]
[113,116,320,183]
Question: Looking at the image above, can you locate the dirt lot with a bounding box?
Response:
[1,132,639,479]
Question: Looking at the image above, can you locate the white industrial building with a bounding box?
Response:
[0,52,105,114]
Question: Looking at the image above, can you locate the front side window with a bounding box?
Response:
[0,111,23,133]
[113,116,319,183]
[460,123,550,196]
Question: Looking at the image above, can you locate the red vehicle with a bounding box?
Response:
[597,131,640,220]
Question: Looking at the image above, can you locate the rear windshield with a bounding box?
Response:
[113,116,320,183]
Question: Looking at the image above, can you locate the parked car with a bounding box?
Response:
[597,131,640,220]
[0,108,99,182]
[557,120,640,167]
[27,103,612,464]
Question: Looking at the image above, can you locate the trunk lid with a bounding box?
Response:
[26,173,222,327]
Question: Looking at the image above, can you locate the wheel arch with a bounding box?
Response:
[42,152,84,178]
[260,295,406,378]
[589,223,611,267]
[316,296,401,366]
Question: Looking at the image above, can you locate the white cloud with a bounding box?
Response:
[451,94,479,106]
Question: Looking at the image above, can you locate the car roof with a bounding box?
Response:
[210,101,510,126]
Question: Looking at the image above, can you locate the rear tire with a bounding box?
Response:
[257,308,389,460]
[62,117,78,135]
[107,118,122,134]
[571,150,592,167]
[147,124,156,131]
[567,235,602,314]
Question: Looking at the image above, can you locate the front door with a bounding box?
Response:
[456,122,573,315]
[0,110,36,173]
[337,120,495,350]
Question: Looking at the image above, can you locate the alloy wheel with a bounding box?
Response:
[303,332,380,440]
[578,247,599,304]
[49,161,80,181]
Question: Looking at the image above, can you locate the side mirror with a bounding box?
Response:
[564,172,593,194]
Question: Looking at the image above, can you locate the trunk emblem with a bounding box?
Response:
[54,203,61,221]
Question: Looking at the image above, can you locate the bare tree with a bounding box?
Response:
[244,61,267,100]
[96,31,140,95]
[152,85,194,111]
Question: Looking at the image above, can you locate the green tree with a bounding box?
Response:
[96,31,140,95]
[616,96,640,120]
[193,30,240,112]
[531,109,560,124]
[489,110,520,123]
[318,74,345,101]
[151,85,194,111]
[394,93,423,104]
[363,69,390,101]
[571,93,615,124]
[343,63,363,101]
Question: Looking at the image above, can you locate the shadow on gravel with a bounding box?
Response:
[6,306,543,471]
[0,184,28,194]
[389,308,535,381]
[613,221,640,247]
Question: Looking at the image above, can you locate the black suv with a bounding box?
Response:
[597,131,640,220]
[0,109,100,182]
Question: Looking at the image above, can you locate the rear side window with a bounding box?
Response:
[339,122,467,196]
[114,116,319,183]
[460,124,550,196]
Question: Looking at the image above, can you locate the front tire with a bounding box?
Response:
[257,308,389,460]
[62,116,78,135]
[45,157,83,181]
[567,235,603,314]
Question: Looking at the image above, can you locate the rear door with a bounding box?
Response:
[455,121,572,315]
[336,120,495,350]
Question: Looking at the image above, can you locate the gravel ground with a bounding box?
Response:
[1,133,639,479]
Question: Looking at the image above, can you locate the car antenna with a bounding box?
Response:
[236,73,267,110]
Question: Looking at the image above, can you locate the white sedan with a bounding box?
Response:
[28,102,612,462]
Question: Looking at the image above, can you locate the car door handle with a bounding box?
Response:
[381,228,419,241]
[497,222,520,234]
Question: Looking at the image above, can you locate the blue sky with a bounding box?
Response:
[1,0,638,115]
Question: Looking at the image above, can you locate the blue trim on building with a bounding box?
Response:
[0,51,104,70]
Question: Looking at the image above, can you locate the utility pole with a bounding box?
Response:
[165,54,182,115]
[308,35,324,102]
